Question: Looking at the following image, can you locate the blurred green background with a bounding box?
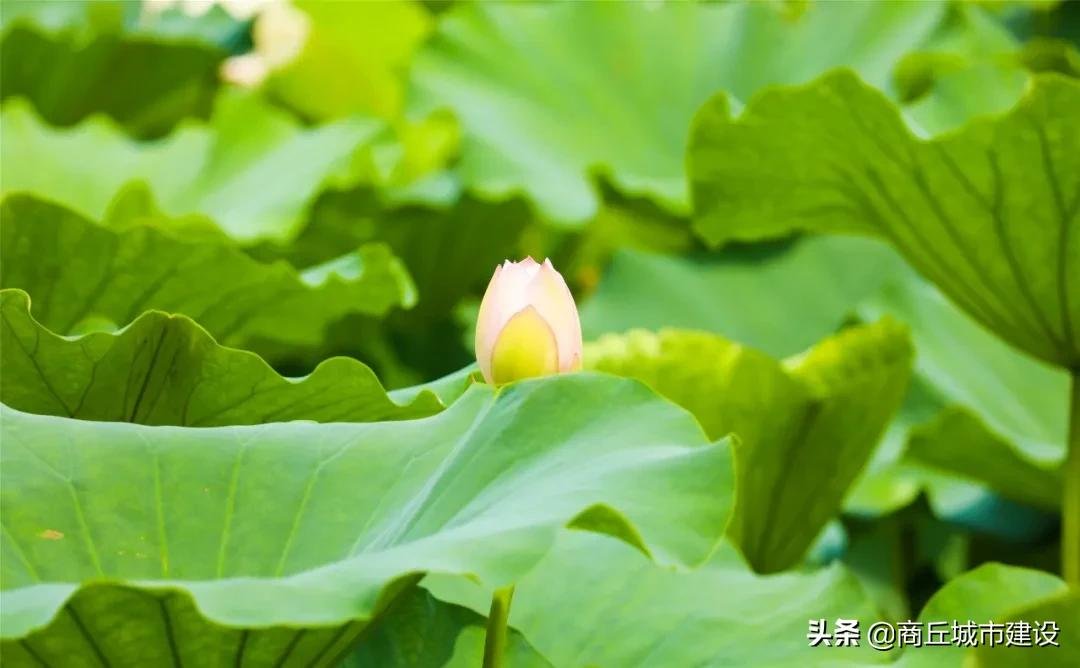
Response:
[1,0,1079,666]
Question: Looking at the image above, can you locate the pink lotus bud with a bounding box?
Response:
[475,258,583,385]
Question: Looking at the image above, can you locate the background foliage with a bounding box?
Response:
[1,0,1078,666]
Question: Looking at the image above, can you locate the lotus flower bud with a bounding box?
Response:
[475,258,583,385]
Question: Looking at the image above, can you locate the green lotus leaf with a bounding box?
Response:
[0,195,415,349]
[425,531,887,667]
[973,590,1080,667]
[847,399,1064,523]
[0,91,381,243]
[900,563,1068,667]
[862,276,1068,463]
[266,0,432,121]
[411,0,945,223]
[907,397,1061,512]
[580,236,907,358]
[1,23,223,139]
[849,273,1067,516]
[0,373,734,665]
[0,288,443,425]
[689,72,1080,367]
[892,1,1033,135]
[585,319,913,572]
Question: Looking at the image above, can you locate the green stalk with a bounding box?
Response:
[1065,370,1080,586]
[482,586,515,668]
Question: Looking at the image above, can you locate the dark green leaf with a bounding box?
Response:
[689,72,1080,367]
[1,24,223,138]
[0,195,414,349]
[0,289,442,425]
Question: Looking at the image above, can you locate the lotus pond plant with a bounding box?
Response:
[0,1,1078,667]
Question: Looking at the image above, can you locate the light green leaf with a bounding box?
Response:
[580,236,907,358]
[0,374,734,665]
[849,273,1067,515]
[906,405,1062,511]
[266,0,432,121]
[862,276,1069,463]
[387,364,480,412]
[0,195,414,349]
[0,91,381,243]
[412,0,945,222]
[0,0,127,37]
[1,23,223,139]
[901,59,1029,136]
[585,319,913,572]
[0,288,442,425]
[426,531,887,667]
[689,72,1080,367]
[899,563,1067,667]
[894,2,1031,135]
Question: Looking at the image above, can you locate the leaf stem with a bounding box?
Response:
[1065,368,1080,587]
[482,585,515,668]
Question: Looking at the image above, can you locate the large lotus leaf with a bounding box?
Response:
[689,72,1080,367]
[580,236,907,358]
[410,0,945,223]
[585,319,912,572]
[0,374,734,665]
[266,0,432,121]
[0,24,223,139]
[0,195,414,349]
[898,563,1069,667]
[425,531,887,667]
[0,289,443,425]
[0,91,381,243]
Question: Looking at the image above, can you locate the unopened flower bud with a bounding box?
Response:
[475,258,582,385]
